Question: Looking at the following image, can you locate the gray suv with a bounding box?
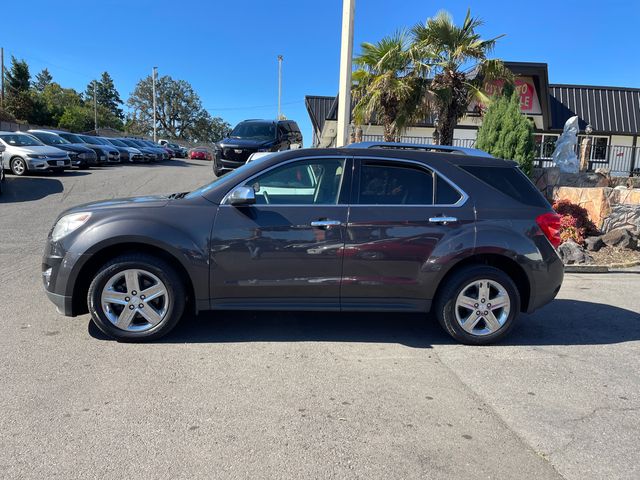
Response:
[43,146,564,344]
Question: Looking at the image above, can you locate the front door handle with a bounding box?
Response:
[311,219,342,228]
[428,216,458,224]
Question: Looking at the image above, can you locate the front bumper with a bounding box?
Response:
[45,290,75,316]
[27,158,71,170]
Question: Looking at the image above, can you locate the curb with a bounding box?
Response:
[564,259,640,273]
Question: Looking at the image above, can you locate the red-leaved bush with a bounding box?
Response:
[552,199,599,245]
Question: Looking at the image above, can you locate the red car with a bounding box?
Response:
[189,147,212,161]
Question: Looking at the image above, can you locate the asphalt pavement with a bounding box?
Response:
[0,159,638,479]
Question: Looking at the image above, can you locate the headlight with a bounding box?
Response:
[27,154,47,159]
[51,212,92,241]
[78,152,87,159]
[257,148,272,152]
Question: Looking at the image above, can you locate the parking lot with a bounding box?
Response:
[0,159,639,479]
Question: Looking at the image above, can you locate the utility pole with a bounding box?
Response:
[152,66,158,143]
[336,0,355,147]
[93,81,98,132]
[1,47,4,110]
[277,55,283,120]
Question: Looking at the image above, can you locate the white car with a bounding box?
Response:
[0,131,71,176]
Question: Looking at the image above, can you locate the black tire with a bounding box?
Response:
[79,161,90,170]
[87,253,186,342]
[10,157,27,176]
[434,265,521,345]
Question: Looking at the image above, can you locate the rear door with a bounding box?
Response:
[340,157,475,311]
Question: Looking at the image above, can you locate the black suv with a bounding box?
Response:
[43,145,563,344]
[213,119,303,176]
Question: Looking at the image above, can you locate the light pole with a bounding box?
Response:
[152,67,158,143]
[336,0,355,147]
[277,55,283,120]
[93,80,98,132]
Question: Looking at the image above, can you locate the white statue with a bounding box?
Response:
[552,116,580,173]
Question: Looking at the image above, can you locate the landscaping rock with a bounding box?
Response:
[601,227,638,250]
[584,236,604,252]
[558,240,593,265]
[602,204,640,233]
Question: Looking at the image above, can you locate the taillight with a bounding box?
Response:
[536,212,562,248]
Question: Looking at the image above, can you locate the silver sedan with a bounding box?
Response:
[0,131,71,176]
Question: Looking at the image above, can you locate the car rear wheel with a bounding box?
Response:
[87,254,186,342]
[434,265,520,345]
[10,157,27,176]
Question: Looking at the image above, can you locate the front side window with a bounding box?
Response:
[357,162,434,205]
[248,159,345,205]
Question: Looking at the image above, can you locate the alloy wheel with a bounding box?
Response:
[100,269,170,332]
[454,279,511,336]
[11,158,26,176]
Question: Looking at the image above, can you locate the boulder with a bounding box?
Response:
[558,240,593,265]
[601,227,638,250]
[553,187,612,229]
[602,204,640,233]
[584,236,604,252]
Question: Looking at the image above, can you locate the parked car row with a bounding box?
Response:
[0,130,178,177]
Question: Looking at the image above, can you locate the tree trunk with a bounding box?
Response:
[437,106,456,146]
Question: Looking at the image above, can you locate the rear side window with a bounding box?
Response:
[358,163,433,205]
[461,165,548,207]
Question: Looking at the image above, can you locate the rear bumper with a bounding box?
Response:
[525,240,565,313]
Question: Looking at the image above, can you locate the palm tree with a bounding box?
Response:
[411,9,511,145]
[352,31,427,142]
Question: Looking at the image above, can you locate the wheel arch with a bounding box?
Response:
[71,242,196,316]
[433,253,532,312]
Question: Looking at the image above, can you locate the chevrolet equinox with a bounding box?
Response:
[43,146,564,344]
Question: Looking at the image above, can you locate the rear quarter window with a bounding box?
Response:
[460,165,548,208]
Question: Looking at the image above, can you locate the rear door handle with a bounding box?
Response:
[311,219,342,228]
[428,216,458,224]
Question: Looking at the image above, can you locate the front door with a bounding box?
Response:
[340,158,475,311]
[210,157,351,309]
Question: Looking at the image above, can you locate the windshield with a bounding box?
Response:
[31,132,70,145]
[0,134,44,147]
[120,139,140,147]
[230,122,276,141]
[95,137,115,146]
[108,138,127,147]
[60,133,85,143]
[78,135,102,145]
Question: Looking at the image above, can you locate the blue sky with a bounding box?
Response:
[2,0,638,142]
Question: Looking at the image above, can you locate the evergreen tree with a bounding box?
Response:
[85,72,124,120]
[5,56,31,94]
[34,68,53,93]
[475,90,535,175]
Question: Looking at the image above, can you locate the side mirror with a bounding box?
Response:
[227,185,256,206]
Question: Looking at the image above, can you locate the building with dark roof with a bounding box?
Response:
[305,62,639,175]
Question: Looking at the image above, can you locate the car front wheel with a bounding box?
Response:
[10,157,27,176]
[434,265,520,345]
[87,254,186,341]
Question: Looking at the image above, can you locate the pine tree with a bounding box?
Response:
[5,56,31,94]
[85,72,124,120]
[475,90,535,175]
[34,68,53,93]
[4,56,32,120]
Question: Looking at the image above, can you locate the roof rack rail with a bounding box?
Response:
[345,141,493,158]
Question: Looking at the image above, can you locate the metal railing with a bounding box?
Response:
[361,134,477,149]
[534,144,639,177]
[360,134,639,177]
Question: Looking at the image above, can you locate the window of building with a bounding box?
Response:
[534,134,559,159]
[577,135,609,161]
